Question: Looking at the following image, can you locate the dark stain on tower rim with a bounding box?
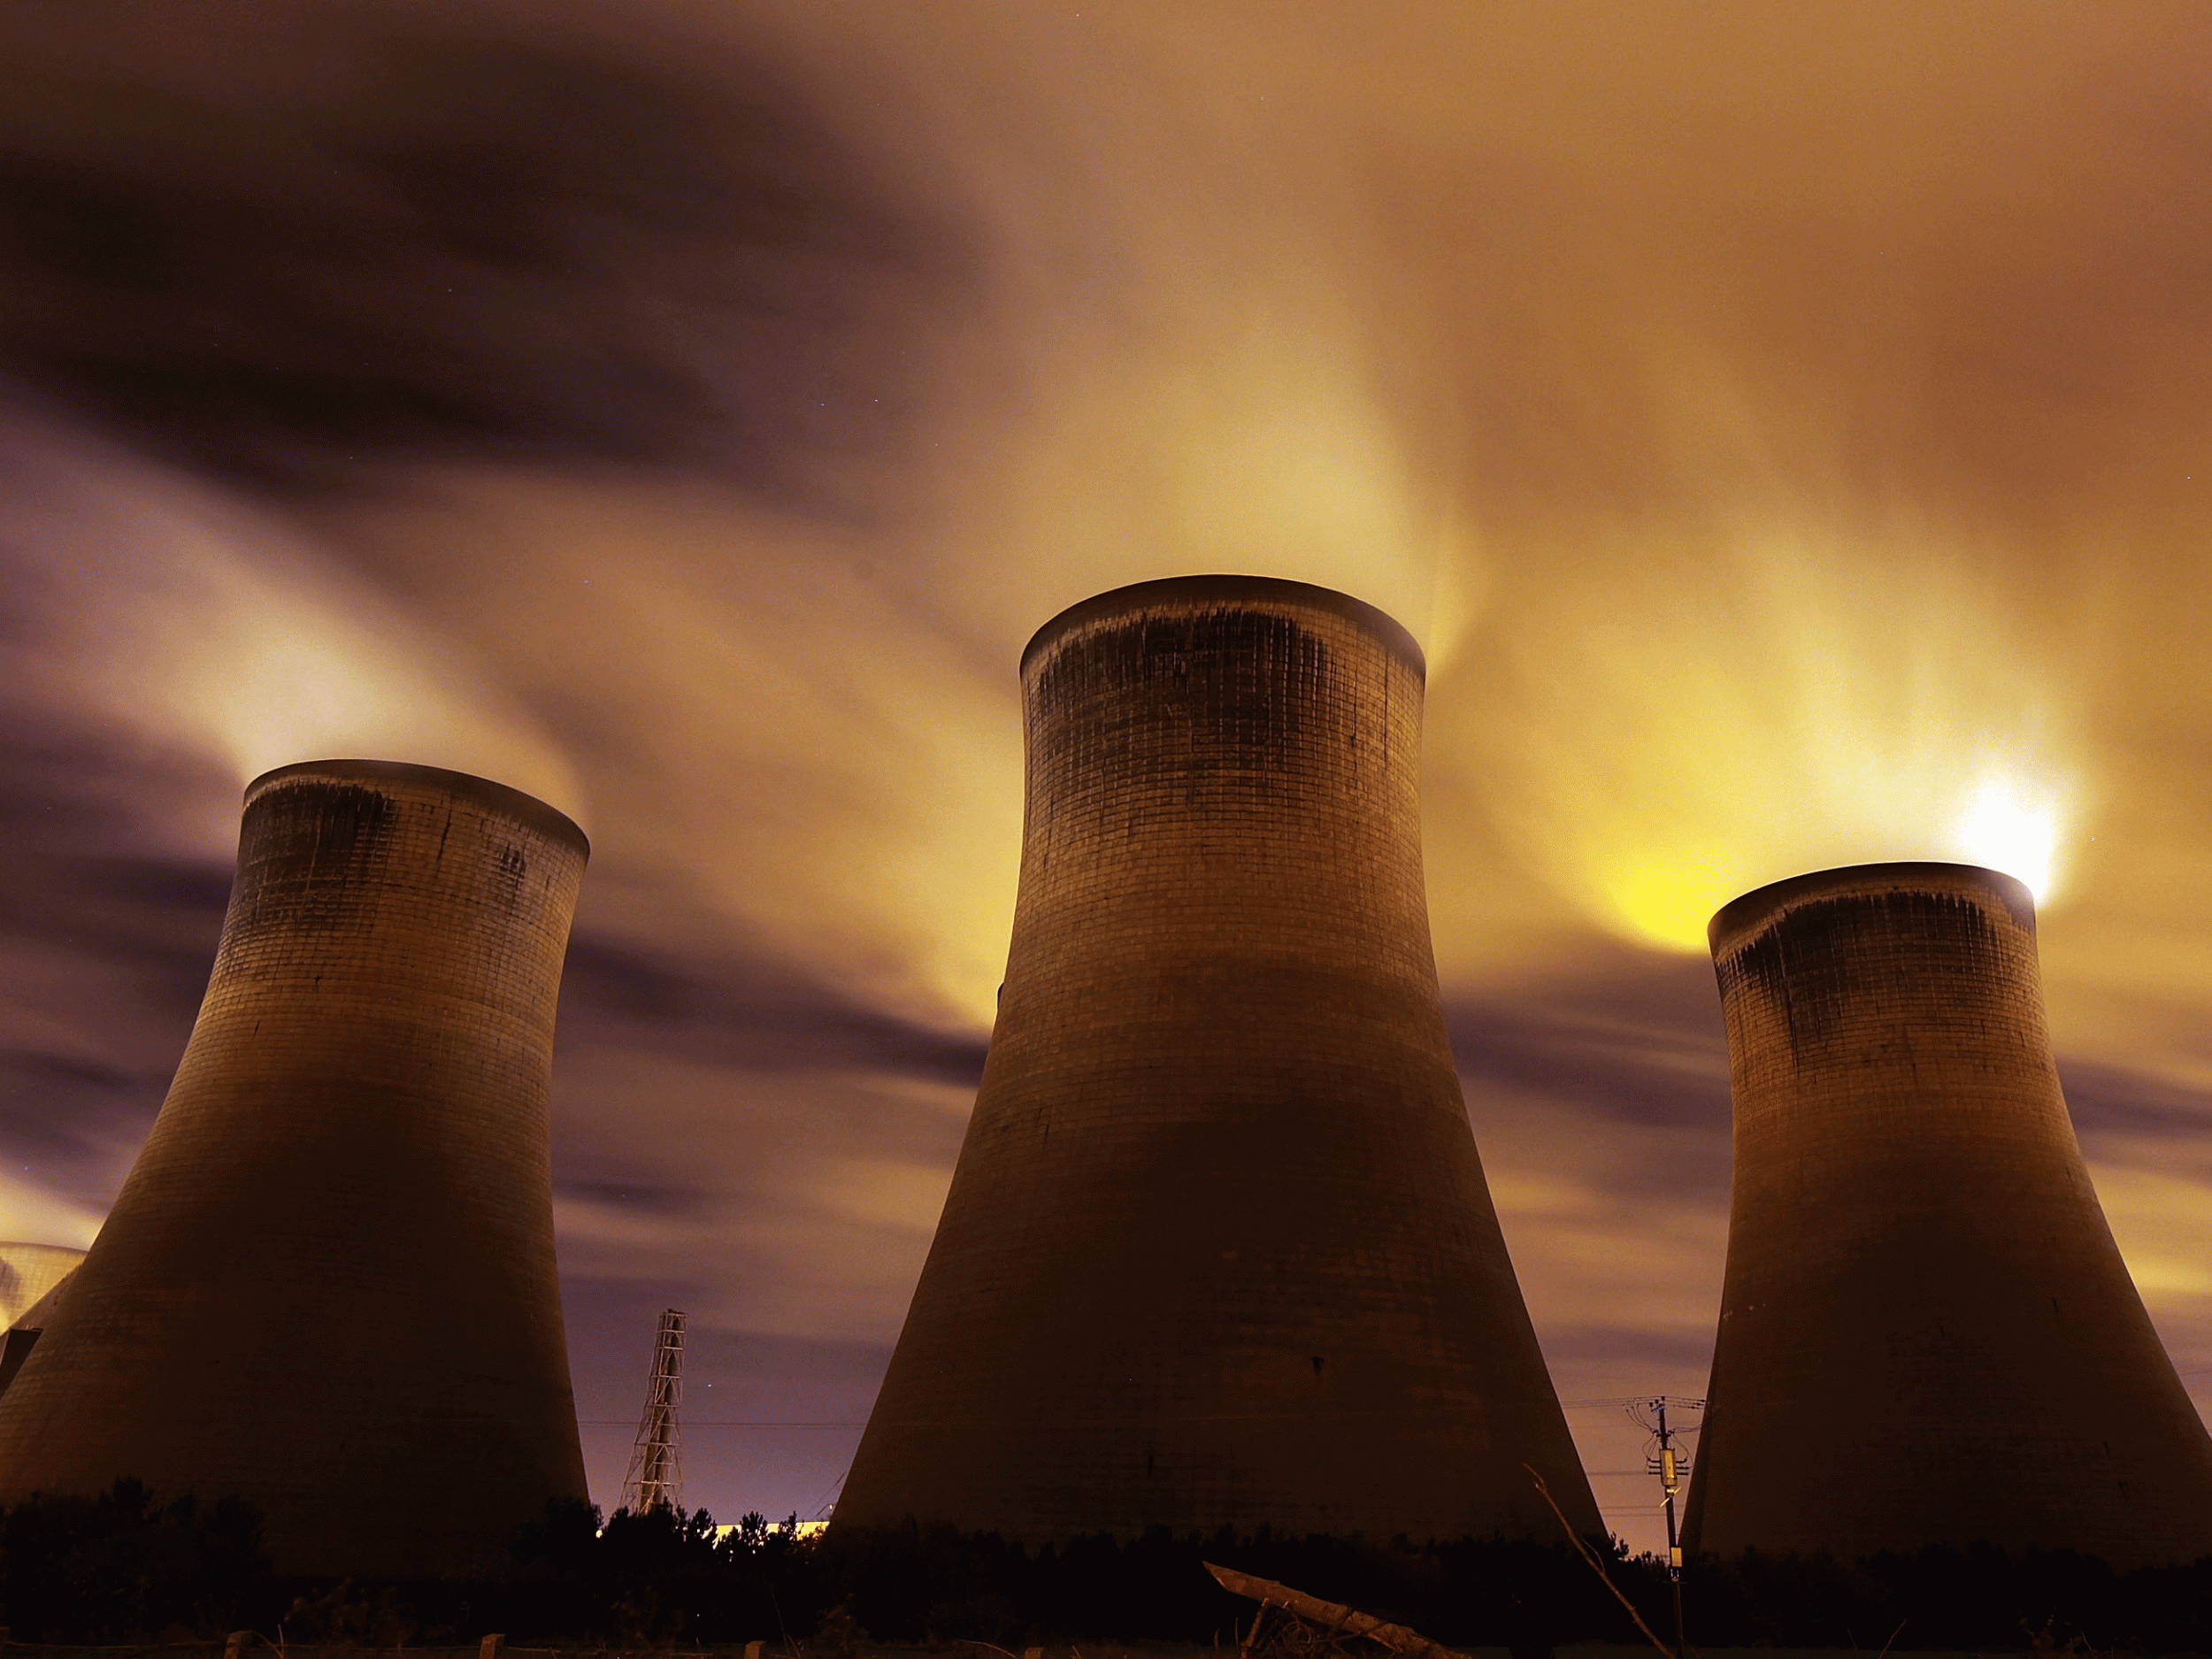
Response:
[1030,606,1343,809]
[227,780,399,949]
[219,760,586,963]
[1716,883,2016,1061]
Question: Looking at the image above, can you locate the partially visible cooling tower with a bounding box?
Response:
[1684,862,2212,1566]
[0,1243,84,1331]
[837,575,1598,1543]
[0,1244,86,1402]
[0,760,591,1576]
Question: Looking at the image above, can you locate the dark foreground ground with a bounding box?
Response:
[0,1647,2180,1659]
[2,1485,2207,1654]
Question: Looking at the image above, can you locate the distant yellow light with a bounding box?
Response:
[1952,776,2063,903]
[1607,863,1718,952]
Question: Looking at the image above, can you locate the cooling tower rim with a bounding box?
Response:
[1020,574,1426,680]
[246,759,589,859]
[1709,859,2035,953]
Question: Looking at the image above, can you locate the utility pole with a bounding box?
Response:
[622,1308,687,1515]
[1638,1394,1704,1659]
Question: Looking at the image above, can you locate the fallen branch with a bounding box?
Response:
[1202,1561,1463,1659]
[1524,1464,1677,1659]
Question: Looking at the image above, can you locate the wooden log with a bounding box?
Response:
[1202,1563,1464,1659]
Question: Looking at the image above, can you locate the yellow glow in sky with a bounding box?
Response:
[1440,527,2089,958]
[1597,764,2076,952]
[1951,773,2068,904]
[1601,862,1727,952]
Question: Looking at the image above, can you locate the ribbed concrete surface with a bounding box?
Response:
[0,760,590,1577]
[1684,862,2212,1566]
[837,575,1598,1543]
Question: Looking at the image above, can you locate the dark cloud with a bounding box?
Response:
[0,1049,169,1166]
[0,3,973,500]
[2062,1057,2212,1139]
[560,935,987,1089]
[0,722,230,1151]
[0,748,233,1020]
[554,1178,716,1218]
[0,718,232,851]
[1547,1323,1718,1374]
[0,853,232,1016]
[1446,948,1732,1132]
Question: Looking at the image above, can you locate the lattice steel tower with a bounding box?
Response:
[836,575,1598,1542]
[624,1307,687,1515]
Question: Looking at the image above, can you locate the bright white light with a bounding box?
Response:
[1952,776,2064,902]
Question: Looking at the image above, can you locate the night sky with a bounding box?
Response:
[4,2,2211,1550]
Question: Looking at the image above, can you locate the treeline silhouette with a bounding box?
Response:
[3,1482,2210,1651]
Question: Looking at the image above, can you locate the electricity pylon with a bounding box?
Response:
[622,1308,687,1515]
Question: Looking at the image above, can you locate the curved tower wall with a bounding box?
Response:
[1683,862,2212,1566]
[837,575,1598,1542]
[0,760,591,1577]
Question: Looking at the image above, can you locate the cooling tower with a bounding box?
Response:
[0,760,591,1577]
[837,575,1598,1543]
[1683,862,2212,1567]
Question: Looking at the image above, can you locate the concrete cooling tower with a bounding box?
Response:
[837,575,1598,1543]
[1683,862,2212,1567]
[0,760,591,1577]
